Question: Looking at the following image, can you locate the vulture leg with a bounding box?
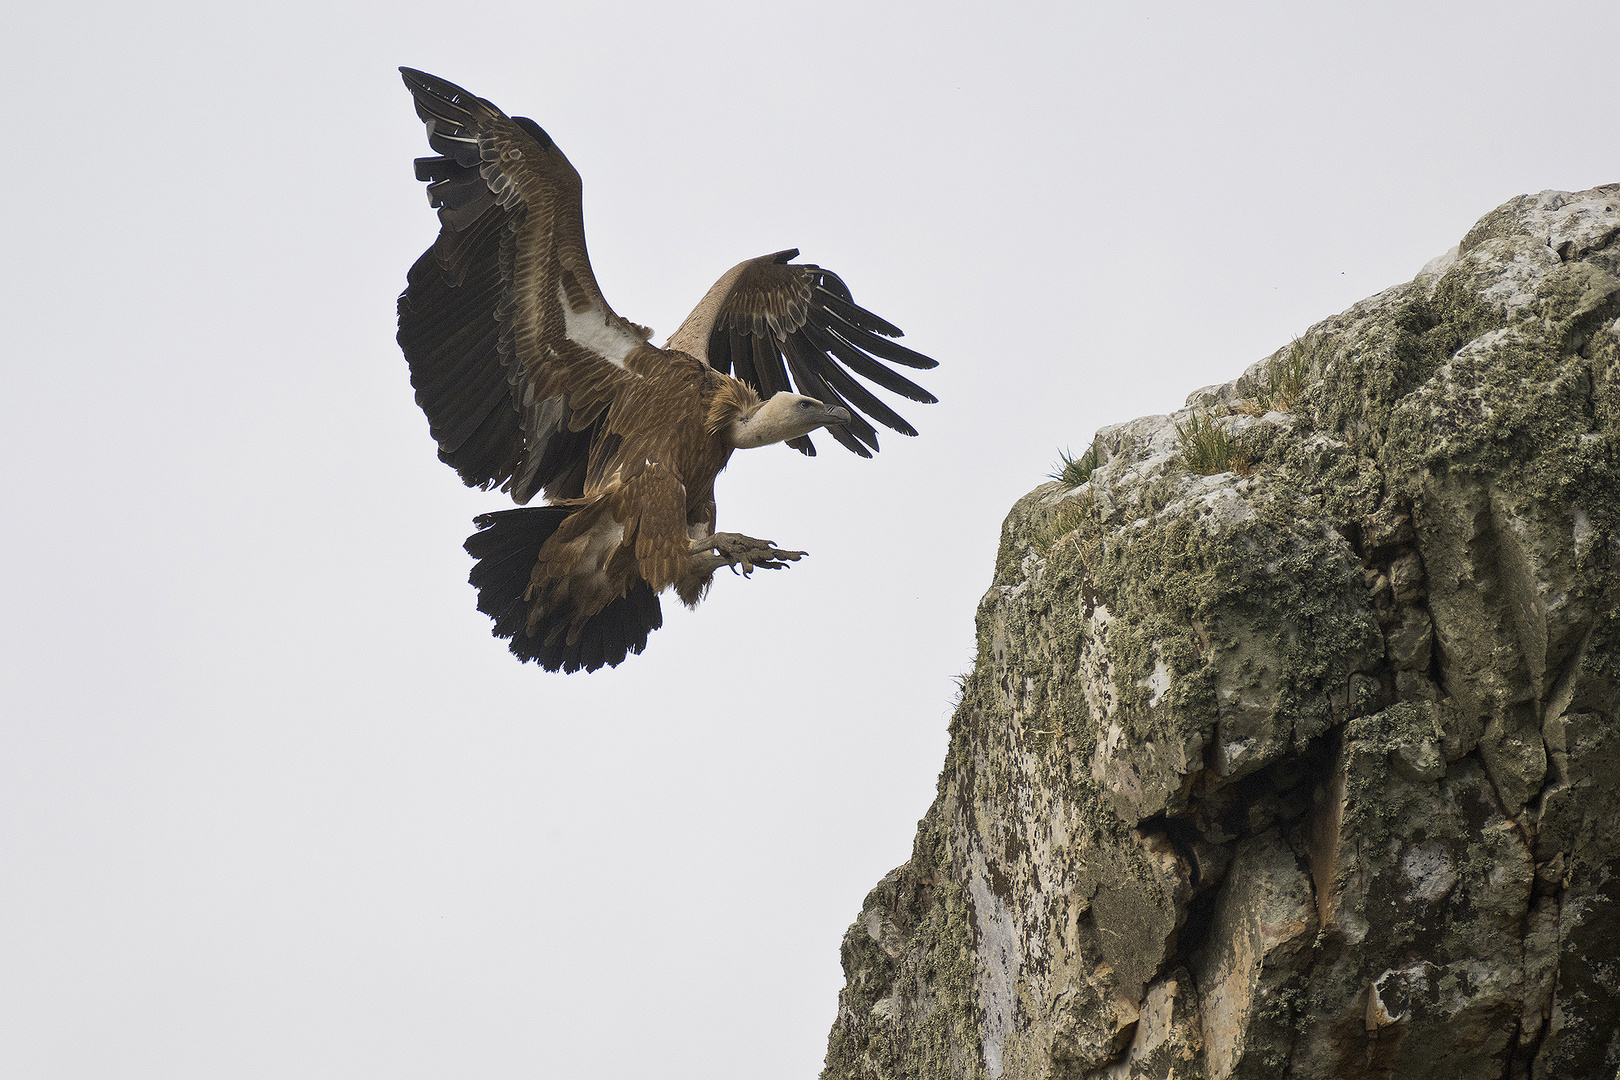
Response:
[689,533,807,576]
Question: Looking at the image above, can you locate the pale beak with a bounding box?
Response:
[825,405,851,426]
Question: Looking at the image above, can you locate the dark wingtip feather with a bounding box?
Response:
[826,422,875,458]
[399,67,470,101]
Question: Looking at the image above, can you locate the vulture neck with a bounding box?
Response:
[725,392,820,449]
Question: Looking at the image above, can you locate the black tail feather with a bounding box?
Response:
[463,508,663,673]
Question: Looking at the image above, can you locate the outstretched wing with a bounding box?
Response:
[396,67,653,504]
[665,250,937,457]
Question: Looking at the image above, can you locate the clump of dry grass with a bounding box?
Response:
[1236,337,1312,416]
[1176,410,1251,476]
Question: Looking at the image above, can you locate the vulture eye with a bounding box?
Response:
[798,400,814,409]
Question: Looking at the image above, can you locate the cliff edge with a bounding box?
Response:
[822,185,1620,1080]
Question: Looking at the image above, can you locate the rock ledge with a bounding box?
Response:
[822,186,1620,1080]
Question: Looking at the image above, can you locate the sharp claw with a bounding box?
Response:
[694,532,807,577]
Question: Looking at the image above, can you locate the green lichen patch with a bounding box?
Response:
[820,814,989,1080]
[1068,477,1381,773]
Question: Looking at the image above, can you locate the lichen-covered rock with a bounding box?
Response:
[821,185,1620,1080]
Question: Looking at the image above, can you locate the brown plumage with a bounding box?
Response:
[397,68,938,672]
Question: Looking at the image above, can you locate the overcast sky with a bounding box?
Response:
[3,2,1616,1077]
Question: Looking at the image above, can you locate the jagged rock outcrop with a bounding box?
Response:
[821,186,1620,1080]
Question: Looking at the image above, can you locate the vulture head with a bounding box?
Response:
[727,393,851,449]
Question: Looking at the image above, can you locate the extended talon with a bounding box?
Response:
[692,532,808,576]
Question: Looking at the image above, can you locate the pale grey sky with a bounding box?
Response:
[3,1,1615,1077]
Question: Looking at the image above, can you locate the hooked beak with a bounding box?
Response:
[824,405,851,426]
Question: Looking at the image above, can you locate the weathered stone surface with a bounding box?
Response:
[821,186,1620,1079]
[1190,832,1316,1078]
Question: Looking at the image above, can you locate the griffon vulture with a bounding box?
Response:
[397,68,937,672]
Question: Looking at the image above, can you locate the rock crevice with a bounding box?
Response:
[821,185,1620,1080]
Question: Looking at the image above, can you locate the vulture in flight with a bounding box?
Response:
[397,68,937,672]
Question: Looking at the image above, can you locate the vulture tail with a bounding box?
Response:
[464,508,663,673]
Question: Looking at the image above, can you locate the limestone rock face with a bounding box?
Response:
[821,186,1620,1080]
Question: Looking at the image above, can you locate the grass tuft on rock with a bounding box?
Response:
[1176,411,1251,475]
[1052,441,1100,486]
[1238,337,1313,415]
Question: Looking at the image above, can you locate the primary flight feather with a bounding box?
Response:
[396,68,937,672]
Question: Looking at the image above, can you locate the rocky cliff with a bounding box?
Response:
[821,185,1620,1080]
